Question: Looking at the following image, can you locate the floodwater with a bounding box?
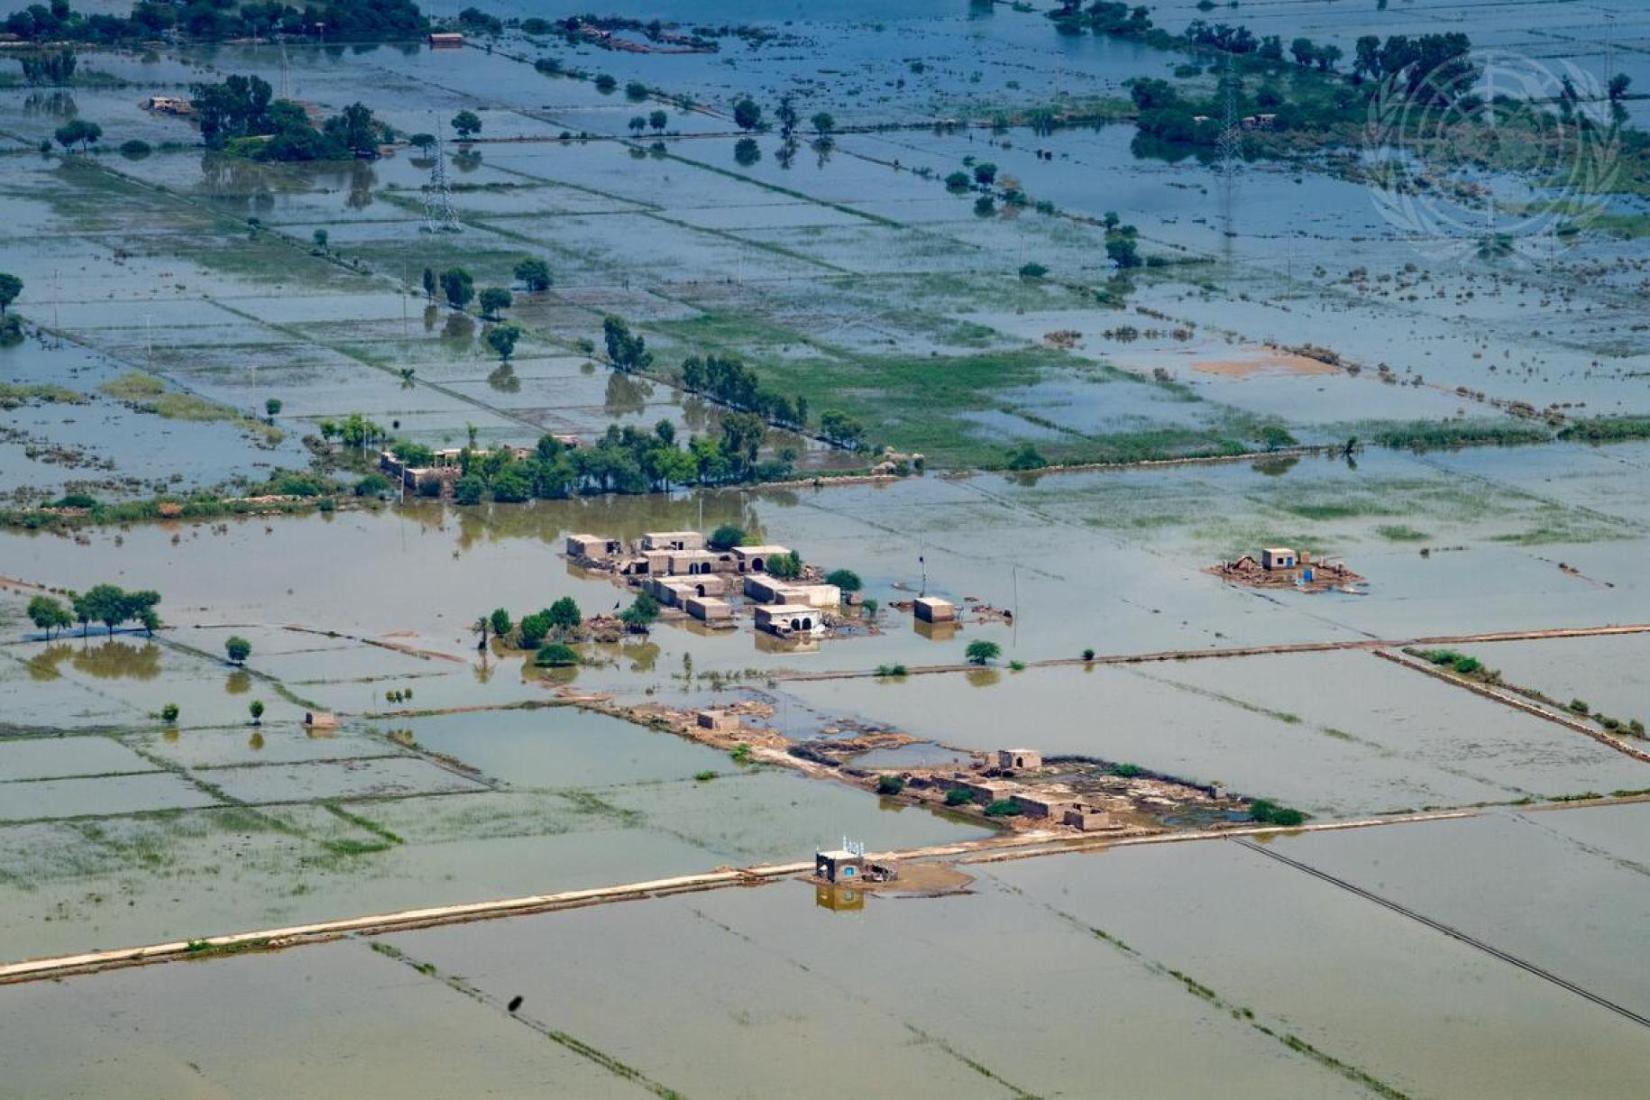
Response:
[7,803,1647,1098]
[5,0,1650,1090]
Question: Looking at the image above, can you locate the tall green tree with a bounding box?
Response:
[485,322,521,361]
[513,257,551,291]
[27,594,71,638]
[0,273,22,314]
[440,267,475,309]
[451,110,482,138]
[80,583,128,636]
[478,286,512,319]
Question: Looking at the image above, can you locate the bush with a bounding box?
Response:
[534,642,579,667]
[694,769,717,782]
[1018,261,1048,279]
[944,787,973,807]
[225,636,251,664]
[825,568,862,592]
[518,612,549,649]
[876,775,905,796]
[354,472,393,497]
[1082,648,1096,661]
[707,524,746,550]
[546,596,581,630]
[1112,763,1145,778]
[160,703,179,723]
[453,475,484,505]
[1569,699,1591,715]
[1249,799,1307,827]
[1005,442,1046,470]
[1008,660,1026,671]
[984,799,1023,817]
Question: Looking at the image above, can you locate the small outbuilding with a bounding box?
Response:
[995,748,1042,770]
[754,604,819,637]
[731,545,790,574]
[641,530,705,552]
[428,31,465,47]
[913,596,956,623]
[684,595,734,626]
[1261,547,1297,571]
[1063,805,1115,831]
[695,709,739,732]
[816,848,864,884]
[1010,792,1073,819]
[567,533,623,560]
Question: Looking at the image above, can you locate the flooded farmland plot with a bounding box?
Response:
[5,0,1650,1092]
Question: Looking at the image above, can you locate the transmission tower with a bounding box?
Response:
[422,134,461,234]
[1217,55,1240,240]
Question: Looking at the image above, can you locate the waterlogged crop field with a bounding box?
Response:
[5,0,1650,1094]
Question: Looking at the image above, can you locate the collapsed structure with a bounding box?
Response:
[1209,546,1366,593]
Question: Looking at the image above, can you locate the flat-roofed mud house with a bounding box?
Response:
[566,533,623,561]
[685,595,734,626]
[996,749,1042,770]
[668,549,737,576]
[754,604,822,637]
[731,545,790,574]
[641,531,705,552]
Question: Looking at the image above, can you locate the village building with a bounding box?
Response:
[695,709,740,732]
[815,847,864,884]
[566,533,624,561]
[428,31,464,47]
[754,604,821,637]
[742,575,840,607]
[641,531,705,552]
[644,578,695,607]
[141,95,193,116]
[996,748,1042,770]
[1010,792,1074,819]
[1261,547,1297,571]
[949,778,1018,806]
[913,596,956,623]
[664,549,736,576]
[731,545,790,574]
[1063,805,1115,831]
[647,574,726,605]
[684,595,733,626]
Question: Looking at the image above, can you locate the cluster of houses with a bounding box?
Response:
[567,529,841,637]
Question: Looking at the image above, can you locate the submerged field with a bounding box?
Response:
[4,0,1650,1094]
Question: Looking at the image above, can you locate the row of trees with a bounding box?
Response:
[679,354,808,429]
[27,585,160,638]
[432,417,791,506]
[5,0,424,44]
